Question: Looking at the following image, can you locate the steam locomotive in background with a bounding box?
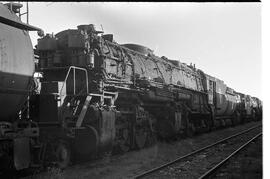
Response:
[0,3,262,172]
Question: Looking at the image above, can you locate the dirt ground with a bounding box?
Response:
[30,121,261,179]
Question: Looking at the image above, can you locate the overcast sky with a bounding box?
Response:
[22,2,261,98]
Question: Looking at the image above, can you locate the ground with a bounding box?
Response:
[28,121,261,179]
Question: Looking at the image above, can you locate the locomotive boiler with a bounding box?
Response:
[0,2,262,172]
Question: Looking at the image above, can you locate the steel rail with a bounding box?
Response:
[198,132,262,179]
[134,124,261,179]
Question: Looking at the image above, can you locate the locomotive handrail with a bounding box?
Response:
[59,66,89,105]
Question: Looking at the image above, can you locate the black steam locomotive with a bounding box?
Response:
[0,3,262,171]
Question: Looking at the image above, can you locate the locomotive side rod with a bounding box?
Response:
[134,124,261,178]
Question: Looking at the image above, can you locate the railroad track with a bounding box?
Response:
[198,132,262,179]
[133,124,262,179]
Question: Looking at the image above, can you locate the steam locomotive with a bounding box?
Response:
[0,3,262,171]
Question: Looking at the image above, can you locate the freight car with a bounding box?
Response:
[0,3,262,172]
[0,2,43,171]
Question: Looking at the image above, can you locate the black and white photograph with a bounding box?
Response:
[0,1,264,178]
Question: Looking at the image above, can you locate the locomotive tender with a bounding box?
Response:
[0,3,262,171]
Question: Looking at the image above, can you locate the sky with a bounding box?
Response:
[18,2,261,98]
